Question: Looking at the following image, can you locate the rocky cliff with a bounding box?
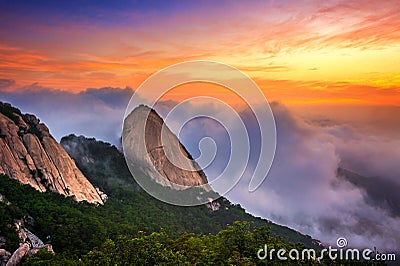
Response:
[0,101,103,204]
[123,105,208,189]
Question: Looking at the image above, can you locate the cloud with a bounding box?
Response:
[80,87,134,108]
[0,84,134,143]
[0,79,15,89]
[223,103,400,252]
[155,100,400,252]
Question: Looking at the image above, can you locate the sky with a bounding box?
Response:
[1,0,400,253]
[1,0,400,105]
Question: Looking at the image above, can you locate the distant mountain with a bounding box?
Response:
[338,168,400,217]
[0,101,103,204]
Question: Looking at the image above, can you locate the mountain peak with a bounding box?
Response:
[123,105,208,189]
[0,101,103,204]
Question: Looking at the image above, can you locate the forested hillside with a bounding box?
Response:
[1,174,381,265]
[1,132,386,264]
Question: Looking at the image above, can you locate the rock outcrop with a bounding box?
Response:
[0,101,103,204]
[0,249,11,266]
[123,105,208,188]
[1,219,53,266]
[5,243,29,266]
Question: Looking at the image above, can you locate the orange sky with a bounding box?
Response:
[0,0,399,106]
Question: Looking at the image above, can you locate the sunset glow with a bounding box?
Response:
[1,0,399,106]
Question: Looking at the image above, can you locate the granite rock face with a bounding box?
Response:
[5,243,30,266]
[123,105,208,189]
[0,102,103,204]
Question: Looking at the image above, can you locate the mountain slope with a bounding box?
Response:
[61,134,320,248]
[1,179,329,265]
[0,101,103,204]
